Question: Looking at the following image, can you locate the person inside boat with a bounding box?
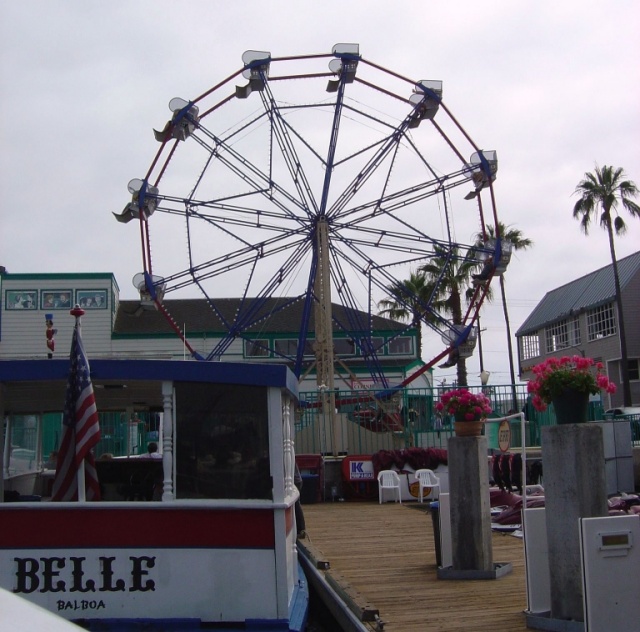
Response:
[44,451,58,470]
[146,442,162,459]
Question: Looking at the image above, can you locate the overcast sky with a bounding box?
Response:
[1,1,639,387]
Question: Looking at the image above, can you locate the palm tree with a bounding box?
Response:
[377,270,433,360]
[475,223,533,410]
[573,165,640,407]
[420,247,483,387]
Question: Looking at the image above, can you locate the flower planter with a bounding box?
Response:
[527,355,616,416]
[453,420,484,437]
[551,388,590,424]
[437,388,492,435]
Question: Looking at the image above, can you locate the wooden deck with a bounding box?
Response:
[300,501,529,632]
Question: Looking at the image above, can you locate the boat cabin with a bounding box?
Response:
[0,359,308,631]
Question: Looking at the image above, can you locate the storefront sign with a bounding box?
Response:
[348,459,375,480]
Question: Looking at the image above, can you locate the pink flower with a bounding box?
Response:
[436,388,492,420]
[526,355,616,412]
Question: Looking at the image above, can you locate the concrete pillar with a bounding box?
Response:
[542,424,607,623]
[448,435,493,571]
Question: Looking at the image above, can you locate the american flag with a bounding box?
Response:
[51,312,101,501]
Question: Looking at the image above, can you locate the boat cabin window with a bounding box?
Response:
[174,382,271,500]
[3,415,40,478]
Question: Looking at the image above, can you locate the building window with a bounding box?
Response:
[520,335,540,361]
[4,415,39,476]
[388,336,413,355]
[628,359,639,382]
[356,336,385,356]
[334,338,355,356]
[273,339,314,357]
[587,303,617,340]
[545,316,580,353]
[274,339,298,356]
[245,339,269,357]
[570,317,581,346]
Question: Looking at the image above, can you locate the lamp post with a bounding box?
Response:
[477,317,486,373]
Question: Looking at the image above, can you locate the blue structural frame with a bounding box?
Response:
[0,359,299,396]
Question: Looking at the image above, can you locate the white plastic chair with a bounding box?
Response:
[377,470,402,504]
[414,468,440,503]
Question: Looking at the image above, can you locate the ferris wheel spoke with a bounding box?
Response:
[194,123,311,219]
[204,245,314,360]
[317,72,350,216]
[329,241,459,344]
[331,165,469,225]
[258,79,320,216]
[330,234,462,329]
[326,252,390,387]
[157,196,306,233]
[185,206,307,250]
[328,211,473,266]
[335,221,478,260]
[326,106,420,219]
[277,106,330,166]
[159,230,309,293]
[332,231,451,262]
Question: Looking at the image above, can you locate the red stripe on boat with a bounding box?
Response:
[0,508,275,548]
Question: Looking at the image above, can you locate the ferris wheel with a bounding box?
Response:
[115,44,508,391]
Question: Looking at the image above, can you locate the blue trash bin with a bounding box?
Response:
[300,474,320,504]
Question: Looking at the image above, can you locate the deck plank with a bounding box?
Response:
[302,501,529,632]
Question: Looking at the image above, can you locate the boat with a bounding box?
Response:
[1,587,85,631]
[0,358,309,631]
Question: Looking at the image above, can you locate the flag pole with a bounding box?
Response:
[51,304,101,502]
[77,460,86,501]
[71,305,87,502]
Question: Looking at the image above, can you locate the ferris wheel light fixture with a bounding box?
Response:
[441,325,478,358]
[472,237,513,285]
[133,272,166,308]
[408,80,443,127]
[327,43,360,92]
[236,50,271,99]
[464,150,498,199]
[153,97,200,143]
[113,178,159,224]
